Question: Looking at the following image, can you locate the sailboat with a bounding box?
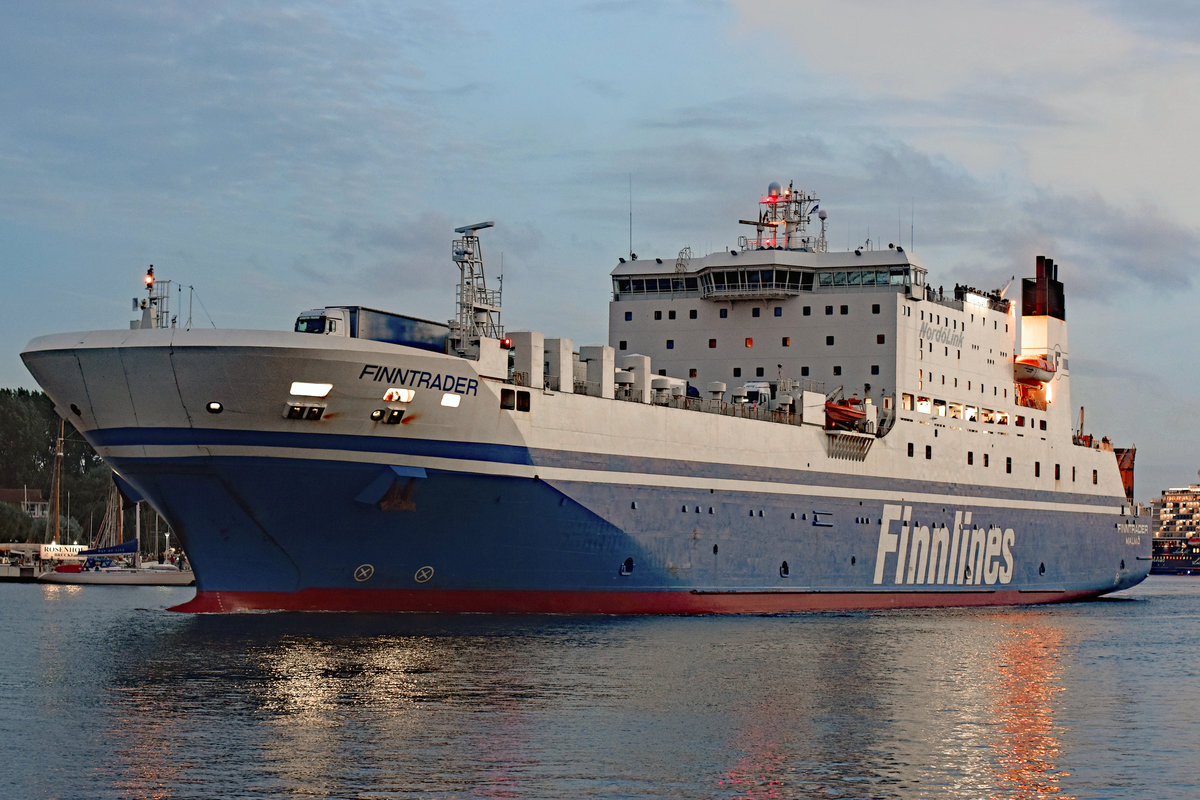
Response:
[39,475,195,587]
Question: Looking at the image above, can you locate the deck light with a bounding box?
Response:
[290,381,333,398]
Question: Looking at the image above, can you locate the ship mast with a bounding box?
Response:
[737,181,827,252]
[448,221,503,357]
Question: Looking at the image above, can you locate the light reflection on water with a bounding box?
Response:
[2,580,1196,799]
[989,618,1070,799]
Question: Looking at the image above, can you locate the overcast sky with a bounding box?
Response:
[3,1,1197,500]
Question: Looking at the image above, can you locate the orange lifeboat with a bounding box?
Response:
[825,397,866,428]
[1013,355,1055,385]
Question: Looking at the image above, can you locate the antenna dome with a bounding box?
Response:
[767,181,782,197]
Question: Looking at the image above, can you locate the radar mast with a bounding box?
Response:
[448,221,503,357]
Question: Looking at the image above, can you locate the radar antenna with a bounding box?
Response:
[675,246,692,273]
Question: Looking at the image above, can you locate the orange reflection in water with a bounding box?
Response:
[988,617,1073,800]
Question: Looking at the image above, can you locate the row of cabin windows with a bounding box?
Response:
[625,304,885,322]
[908,444,1099,483]
[921,307,1009,333]
[622,336,886,351]
[614,268,906,296]
[901,392,1046,430]
[916,370,1011,401]
[678,365,880,379]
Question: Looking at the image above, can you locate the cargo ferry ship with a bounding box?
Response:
[21,182,1150,612]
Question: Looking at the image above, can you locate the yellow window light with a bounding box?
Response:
[440,393,462,408]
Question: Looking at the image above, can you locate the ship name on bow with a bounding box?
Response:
[359,364,479,395]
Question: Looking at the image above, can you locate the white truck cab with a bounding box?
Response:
[294,308,349,336]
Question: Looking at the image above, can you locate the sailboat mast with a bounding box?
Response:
[44,419,64,544]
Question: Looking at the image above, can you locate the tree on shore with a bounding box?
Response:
[0,388,107,543]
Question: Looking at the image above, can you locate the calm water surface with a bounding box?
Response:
[1,578,1195,799]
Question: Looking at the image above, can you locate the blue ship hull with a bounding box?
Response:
[94,426,1147,613]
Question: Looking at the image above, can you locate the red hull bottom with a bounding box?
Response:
[170,587,1104,614]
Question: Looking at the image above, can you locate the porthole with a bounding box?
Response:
[69,403,82,416]
[205,401,223,414]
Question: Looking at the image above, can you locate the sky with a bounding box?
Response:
[2,0,1198,501]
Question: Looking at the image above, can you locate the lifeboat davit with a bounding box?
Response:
[1014,355,1056,385]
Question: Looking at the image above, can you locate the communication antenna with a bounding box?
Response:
[628,174,633,259]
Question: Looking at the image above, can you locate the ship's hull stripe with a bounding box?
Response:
[89,426,1123,513]
[106,450,1120,516]
[170,586,1106,614]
